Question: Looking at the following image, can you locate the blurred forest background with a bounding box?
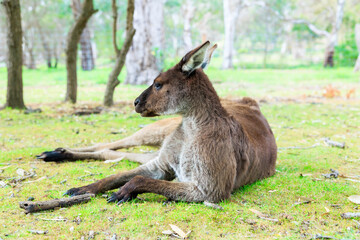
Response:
[0,0,360,108]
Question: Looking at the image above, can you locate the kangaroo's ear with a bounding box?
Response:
[181,41,211,74]
[201,44,217,69]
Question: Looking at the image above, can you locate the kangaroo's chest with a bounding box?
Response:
[170,130,200,182]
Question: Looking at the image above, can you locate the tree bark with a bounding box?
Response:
[65,0,97,103]
[1,0,26,109]
[324,0,346,67]
[103,0,136,107]
[71,0,95,71]
[222,0,242,69]
[354,24,360,72]
[125,0,164,85]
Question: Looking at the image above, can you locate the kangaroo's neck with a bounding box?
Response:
[181,70,228,124]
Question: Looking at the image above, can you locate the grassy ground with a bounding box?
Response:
[0,65,359,239]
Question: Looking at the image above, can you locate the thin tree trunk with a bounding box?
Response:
[125,0,164,85]
[324,0,346,67]
[111,0,120,56]
[103,0,136,107]
[37,25,53,68]
[1,0,26,109]
[354,24,360,72]
[71,0,95,71]
[23,33,36,69]
[65,0,97,103]
[222,0,241,69]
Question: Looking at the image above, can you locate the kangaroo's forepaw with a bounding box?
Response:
[107,188,138,205]
[36,148,72,162]
[64,186,96,197]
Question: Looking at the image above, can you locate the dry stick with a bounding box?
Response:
[341,212,360,219]
[19,194,95,214]
[278,144,319,150]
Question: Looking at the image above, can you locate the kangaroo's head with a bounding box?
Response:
[134,41,217,117]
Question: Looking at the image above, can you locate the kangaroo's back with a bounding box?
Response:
[222,98,277,188]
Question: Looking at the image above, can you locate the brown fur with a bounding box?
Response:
[61,41,277,204]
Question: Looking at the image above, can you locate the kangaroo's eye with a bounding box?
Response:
[154,82,163,91]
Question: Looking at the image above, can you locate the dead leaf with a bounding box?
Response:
[322,85,341,98]
[268,190,277,193]
[346,88,356,99]
[0,181,7,188]
[203,201,223,210]
[16,168,26,176]
[348,195,360,204]
[162,230,173,235]
[169,224,187,239]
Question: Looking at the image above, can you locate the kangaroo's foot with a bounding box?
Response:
[64,183,98,197]
[36,148,72,162]
[107,176,142,205]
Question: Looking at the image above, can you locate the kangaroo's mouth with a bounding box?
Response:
[139,109,159,117]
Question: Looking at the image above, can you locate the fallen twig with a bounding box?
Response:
[324,138,345,149]
[278,144,319,150]
[322,169,339,179]
[38,217,67,222]
[341,212,360,219]
[23,176,47,184]
[28,230,48,235]
[345,178,360,183]
[19,194,95,214]
[77,173,101,180]
[258,216,279,222]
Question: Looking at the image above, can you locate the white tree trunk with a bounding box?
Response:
[222,0,241,69]
[324,0,346,67]
[182,0,195,51]
[125,0,164,85]
[354,24,360,72]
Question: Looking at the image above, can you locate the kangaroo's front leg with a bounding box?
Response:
[65,159,174,196]
[109,176,206,204]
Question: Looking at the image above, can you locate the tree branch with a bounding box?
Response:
[112,0,120,55]
[19,194,95,214]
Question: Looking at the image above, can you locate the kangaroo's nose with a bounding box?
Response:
[134,98,140,107]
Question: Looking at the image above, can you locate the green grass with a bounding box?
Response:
[0,65,360,239]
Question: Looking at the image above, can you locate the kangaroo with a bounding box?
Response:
[49,41,277,204]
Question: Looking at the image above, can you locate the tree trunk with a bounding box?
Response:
[71,0,95,71]
[1,0,26,109]
[324,0,346,67]
[37,25,53,68]
[79,27,95,70]
[125,0,164,85]
[103,0,136,107]
[65,0,97,103]
[23,33,36,69]
[222,0,241,69]
[354,24,360,72]
[182,0,194,51]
